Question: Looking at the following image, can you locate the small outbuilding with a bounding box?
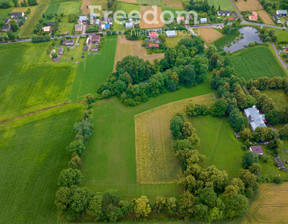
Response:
[166,30,177,38]
[58,48,64,55]
[4,17,10,24]
[42,26,52,33]
[274,156,286,171]
[200,18,207,24]
[1,25,10,32]
[125,22,133,29]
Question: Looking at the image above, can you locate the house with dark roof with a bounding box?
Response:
[2,25,10,32]
[11,12,24,18]
[250,146,264,156]
[47,21,55,26]
[62,39,74,46]
[91,34,100,44]
[276,10,287,16]
[58,48,64,55]
[4,17,10,24]
[274,156,286,171]
[244,106,266,131]
[217,10,231,17]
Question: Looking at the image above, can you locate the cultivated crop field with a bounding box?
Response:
[113,35,164,70]
[0,43,76,120]
[69,36,117,100]
[258,10,274,25]
[198,27,223,44]
[81,79,213,198]
[162,0,183,9]
[0,104,84,224]
[234,0,263,11]
[228,46,286,81]
[135,93,216,184]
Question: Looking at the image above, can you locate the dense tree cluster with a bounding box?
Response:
[96,37,208,106]
[169,114,253,221]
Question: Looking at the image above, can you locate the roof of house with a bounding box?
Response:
[125,22,133,28]
[148,44,159,48]
[166,30,177,37]
[252,11,257,15]
[250,146,264,155]
[65,39,74,43]
[79,16,88,21]
[42,26,51,32]
[244,106,266,131]
[177,16,185,22]
[228,17,234,21]
[11,12,24,17]
[47,21,55,26]
[218,10,230,13]
[274,156,286,168]
[91,47,98,51]
[58,48,64,54]
[276,10,287,14]
[75,24,82,28]
[91,34,100,40]
[200,18,207,21]
[1,25,10,31]
[149,32,158,38]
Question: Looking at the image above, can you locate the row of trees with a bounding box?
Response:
[169,113,256,222]
[95,37,209,106]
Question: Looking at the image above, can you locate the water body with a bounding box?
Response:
[224,27,263,52]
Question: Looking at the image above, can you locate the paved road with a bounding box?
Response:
[230,0,244,22]
[271,41,288,69]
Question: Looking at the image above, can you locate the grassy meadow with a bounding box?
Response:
[213,30,240,50]
[69,36,117,101]
[228,46,286,81]
[81,78,213,199]
[0,42,76,120]
[0,103,84,224]
[208,0,234,11]
[262,89,288,111]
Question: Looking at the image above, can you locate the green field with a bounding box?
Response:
[81,78,213,199]
[44,2,60,15]
[191,116,243,177]
[69,36,117,100]
[0,104,84,224]
[0,42,76,120]
[262,89,288,111]
[208,0,234,11]
[228,46,286,81]
[57,0,81,15]
[213,30,240,50]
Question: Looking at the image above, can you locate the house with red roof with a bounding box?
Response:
[147,43,159,49]
[149,32,158,39]
[249,11,258,21]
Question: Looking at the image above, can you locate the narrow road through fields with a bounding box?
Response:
[230,0,244,22]
[271,41,288,69]
[0,100,84,125]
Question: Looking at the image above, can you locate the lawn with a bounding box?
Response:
[0,103,84,224]
[59,38,88,62]
[44,2,60,15]
[69,36,117,101]
[81,78,213,199]
[135,93,216,184]
[268,28,288,43]
[208,0,234,11]
[0,42,76,120]
[166,33,191,48]
[57,0,81,15]
[261,89,288,111]
[116,1,140,14]
[228,46,286,81]
[0,8,11,21]
[190,116,244,177]
[57,15,75,34]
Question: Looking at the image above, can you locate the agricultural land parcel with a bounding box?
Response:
[258,10,274,25]
[140,6,164,29]
[113,35,164,71]
[234,0,263,11]
[0,104,84,224]
[208,0,234,11]
[81,79,213,199]
[0,42,76,120]
[162,0,183,9]
[228,46,286,81]
[69,36,117,101]
[198,27,223,44]
[135,93,216,184]
[165,32,191,48]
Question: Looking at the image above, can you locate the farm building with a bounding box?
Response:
[91,47,98,51]
[62,39,74,46]
[244,106,266,131]
[4,17,9,24]
[42,26,51,33]
[1,25,10,32]
[274,156,286,171]
[79,16,88,23]
[125,23,133,29]
[217,11,231,17]
[58,48,64,55]
[147,43,159,49]
[47,21,55,26]
[276,10,287,16]
[166,30,177,38]
[250,146,264,156]
[10,12,24,18]
[75,24,82,32]
[249,11,258,21]
[200,18,207,24]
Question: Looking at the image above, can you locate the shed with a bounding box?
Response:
[4,17,10,24]
[58,48,64,55]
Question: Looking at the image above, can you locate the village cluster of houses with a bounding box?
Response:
[1,12,26,32]
[273,10,288,25]
[217,10,237,22]
[242,106,287,172]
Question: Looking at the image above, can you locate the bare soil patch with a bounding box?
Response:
[198,27,223,44]
[140,6,164,29]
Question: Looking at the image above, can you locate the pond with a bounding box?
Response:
[224,27,263,52]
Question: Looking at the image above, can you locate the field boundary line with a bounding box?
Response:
[0,101,85,125]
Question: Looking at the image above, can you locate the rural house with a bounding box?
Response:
[10,12,24,18]
[79,16,88,23]
[249,11,258,21]
[274,156,286,171]
[91,47,98,51]
[91,34,100,44]
[146,43,159,49]
[177,16,185,24]
[47,21,55,26]
[125,22,133,29]
[249,146,264,156]
[42,26,51,33]
[1,25,10,32]
[244,106,266,131]
[217,10,231,17]
[276,10,287,16]
[4,17,9,24]
[62,39,74,46]
[149,32,158,39]
[75,24,82,32]
[166,30,177,38]
[200,18,207,24]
